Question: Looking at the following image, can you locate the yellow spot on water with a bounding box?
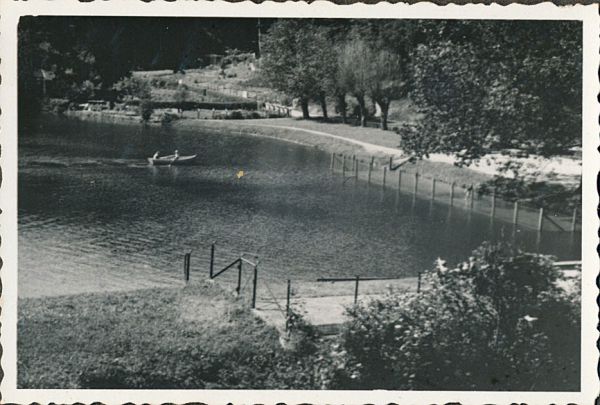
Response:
[236,170,245,179]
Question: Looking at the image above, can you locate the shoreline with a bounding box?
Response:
[63,111,581,187]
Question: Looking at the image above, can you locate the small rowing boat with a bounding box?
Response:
[147,154,197,166]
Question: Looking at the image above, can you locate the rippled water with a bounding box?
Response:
[18,116,581,297]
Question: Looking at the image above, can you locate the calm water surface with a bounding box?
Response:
[18,117,581,297]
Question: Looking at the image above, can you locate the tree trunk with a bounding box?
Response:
[336,93,347,124]
[300,98,310,119]
[378,100,390,131]
[319,94,328,119]
[356,95,367,127]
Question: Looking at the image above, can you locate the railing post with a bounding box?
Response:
[431,178,436,201]
[367,156,374,185]
[413,172,419,196]
[450,182,455,206]
[571,206,578,232]
[513,200,519,225]
[236,259,242,295]
[251,265,258,309]
[417,272,421,293]
[537,207,544,232]
[354,275,360,305]
[209,242,215,279]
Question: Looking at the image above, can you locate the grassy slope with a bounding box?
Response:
[18,281,307,389]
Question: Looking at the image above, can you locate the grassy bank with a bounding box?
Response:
[18,281,320,389]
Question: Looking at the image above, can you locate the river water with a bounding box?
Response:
[18,117,581,298]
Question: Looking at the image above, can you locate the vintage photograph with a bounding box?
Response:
[2,2,598,403]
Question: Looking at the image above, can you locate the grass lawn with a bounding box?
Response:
[18,281,319,389]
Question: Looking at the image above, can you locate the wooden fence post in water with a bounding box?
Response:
[354,275,360,305]
[209,242,216,279]
[329,153,335,173]
[491,191,496,218]
[431,178,436,201]
[469,184,475,210]
[398,170,403,192]
[367,157,374,185]
[183,252,191,283]
[251,265,258,309]
[351,155,356,174]
[355,158,359,180]
[413,172,419,196]
[513,201,519,225]
[450,182,455,206]
[382,167,387,190]
[571,207,578,232]
[342,155,346,178]
[537,207,544,232]
[417,272,421,293]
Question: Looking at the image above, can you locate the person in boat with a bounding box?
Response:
[152,151,160,159]
[171,149,180,164]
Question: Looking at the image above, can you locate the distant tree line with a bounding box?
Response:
[260,19,582,161]
[17,17,268,124]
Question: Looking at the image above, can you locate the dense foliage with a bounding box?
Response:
[259,19,582,161]
[331,242,580,391]
[398,21,582,162]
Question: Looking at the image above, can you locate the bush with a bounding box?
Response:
[334,242,580,391]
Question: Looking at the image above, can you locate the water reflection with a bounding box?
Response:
[18,116,582,298]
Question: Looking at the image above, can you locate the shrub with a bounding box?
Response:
[334,242,580,391]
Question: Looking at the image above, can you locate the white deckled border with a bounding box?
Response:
[0,1,598,404]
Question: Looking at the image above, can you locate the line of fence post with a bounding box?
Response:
[354,275,360,305]
[251,264,258,309]
[329,152,334,173]
[367,156,374,185]
[382,166,387,190]
[183,252,191,283]
[449,182,455,206]
[417,272,421,293]
[351,155,356,176]
[491,191,496,218]
[342,155,346,178]
[513,201,519,225]
[571,207,578,232]
[354,158,359,181]
[431,178,436,201]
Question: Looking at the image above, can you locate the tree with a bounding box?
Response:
[367,50,406,130]
[398,20,582,163]
[332,242,580,391]
[260,20,336,119]
[338,40,371,127]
